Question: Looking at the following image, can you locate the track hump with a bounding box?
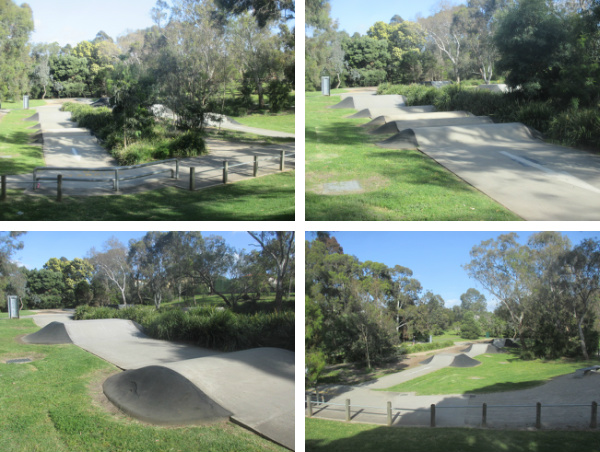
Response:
[22,321,73,344]
[103,365,233,425]
[419,352,481,368]
[371,116,493,135]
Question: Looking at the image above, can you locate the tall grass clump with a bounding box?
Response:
[62,103,114,138]
[377,83,439,106]
[548,104,600,149]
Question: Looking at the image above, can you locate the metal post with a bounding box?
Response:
[387,401,392,426]
[1,175,6,201]
[189,167,195,191]
[536,402,541,429]
[114,169,119,191]
[345,399,351,422]
[430,404,436,427]
[591,402,597,429]
[306,394,313,417]
[279,150,285,171]
[223,161,228,184]
[253,155,258,177]
[482,403,487,428]
[57,174,63,202]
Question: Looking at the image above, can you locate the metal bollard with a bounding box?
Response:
[536,402,541,429]
[279,150,285,171]
[189,167,195,191]
[223,161,228,184]
[253,155,258,177]
[306,394,313,417]
[591,401,597,429]
[57,174,63,202]
[1,175,6,201]
[345,399,351,422]
[430,404,436,427]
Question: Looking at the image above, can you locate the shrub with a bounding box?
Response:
[168,130,206,157]
[548,106,600,148]
[266,80,292,113]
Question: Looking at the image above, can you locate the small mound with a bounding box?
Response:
[103,365,232,425]
[370,121,401,135]
[22,321,73,344]
[347,108,374,119]
[31,131,44,144]
[24,112,39,122]
[419,353,480,368]
[330,96,357,109]
[377,129,419,150]
[360,116,389,128]
[27,123,41,130]
[451,353,481,367]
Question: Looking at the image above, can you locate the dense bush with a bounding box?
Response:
[266,80,292,113]
[74,305,294,351]
[62,103,114,139]
[397,340,455,355]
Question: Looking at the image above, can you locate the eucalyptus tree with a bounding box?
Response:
[87,237,131,307]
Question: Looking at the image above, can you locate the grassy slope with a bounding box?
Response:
[0,319,285,452]
[0,109,45,175]
[0,171,294,221]
[305,91,521,221]
[232,109,295,134]
[382,352,598,395]
[306,418,600,452]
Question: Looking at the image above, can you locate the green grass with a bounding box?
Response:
[382,352,597,395]
[232,110,295,134]
[305,418,600,452]
[1,99,47,110]
[0,318,285,452]
[305,90,522,221]
[0,109,45,175]
[0,171,294,220]
[0,310,36,319]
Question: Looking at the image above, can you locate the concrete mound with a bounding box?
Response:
[330,94,406,111]
[419,353,480,368]
[370,116,493,135]
[24,112,39,122]
[103,365,233,425]
[377,129,420,149]
[22,321,73,344]
[348,105,436,119]
[462,343,502,357]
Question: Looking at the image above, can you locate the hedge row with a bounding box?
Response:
[397,340,455,355]
[377,83,600,150]
[74,305,294,352]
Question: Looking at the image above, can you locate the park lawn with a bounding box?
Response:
[305,90,522,221]
[305,418,600,452]
[381,352,598,395]
[0,171,294,221]
[232,109,295,134]
[0,310,36,319]
[1,99,47,110]
[0,319,285,452]
[0,109,46,175]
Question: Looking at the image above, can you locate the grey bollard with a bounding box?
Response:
[279,150,285,171]
[253,155,258,177]
[57,174,63,202]
[189,167,195,191]
[345,399,351,422]
[592,401,597,429]
[306,394,313,417]
[482,403,487,428]
[387,401,392,426]
[223,161,228,184]
[536,402,541,429]
[1,175,6,201]
[430,404,436,427]
[114,168,119,191]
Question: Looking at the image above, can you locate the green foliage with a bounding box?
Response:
[168,130,207,157]
[397,340,455,355]
[62,103,114,139]
[74,305,294,351]
[460,311,482,339]
[266,80,292,113]
[548,106,600,149]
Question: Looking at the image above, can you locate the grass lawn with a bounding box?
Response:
[1,99,47,110]
[0,318,285,452]
[0,109,45,175]
[0,171,294,221]
[305,90,522,220]
[381,351,598,395]
[305,418,600,452]
[0,310,36,319]
[232,109,295,134]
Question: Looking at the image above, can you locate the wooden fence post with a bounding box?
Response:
[306,394,313,417]
[279,150,285,171]
[591,402,597,429]
[345,399,351,422]
[1,175,6,201]
[57,174,63,202]
[430,404,436,427]
[189,167,195,191]
[536,402,541,429]
[223,161,228,184]
[114,168,119,191]
[387,401,392,426]
[482,403,487,428]
[253,155,258,177]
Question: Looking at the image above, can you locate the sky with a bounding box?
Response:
[328,0,467,35]
[306,231,600,311]
[25,0,159,46]
[11,231,268,271]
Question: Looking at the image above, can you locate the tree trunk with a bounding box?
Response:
[577,316,590,360]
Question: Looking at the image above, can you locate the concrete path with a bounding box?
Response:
[23,317,294,450]
[382,122,600,220]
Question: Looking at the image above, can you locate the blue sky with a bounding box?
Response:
[328,0,467,35]
[25,0,159,46]
[10,231,270,270]
[306,231,600,310]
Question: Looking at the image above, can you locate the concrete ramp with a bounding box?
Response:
[348,105,436,119]
[104,348,295,450]
[330,94,406,111]
[420,353,480,368]
[362,111,474,129]
[371,116,493,135]
[382,121,600,220]
[22,321,73,344]
[462,343,502,357]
